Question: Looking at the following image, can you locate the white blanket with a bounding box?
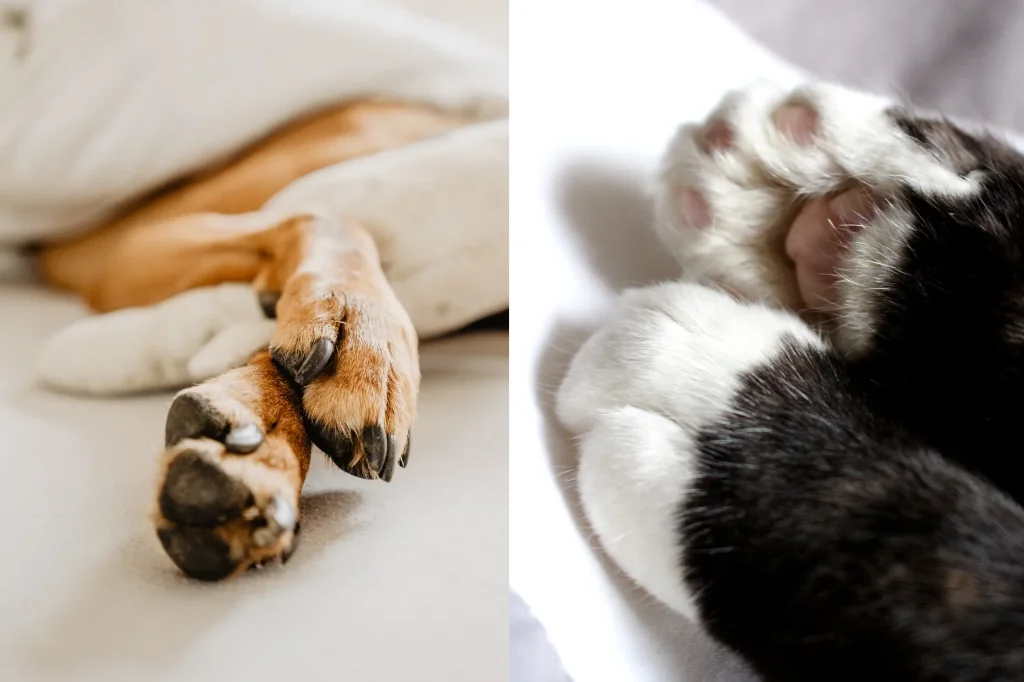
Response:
[0,0,506,241]
[510,1,806,680]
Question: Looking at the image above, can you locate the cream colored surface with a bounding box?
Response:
[0,285,508,682]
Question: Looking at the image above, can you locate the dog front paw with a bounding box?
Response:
[35,283,274,395]
[269,264,418,482]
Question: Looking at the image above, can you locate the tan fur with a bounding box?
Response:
[38,100,469,311]
[40,99,465,577]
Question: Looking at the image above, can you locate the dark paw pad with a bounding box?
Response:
[271,339,337,387]
[159,450,253,526]
[157,525,238,582]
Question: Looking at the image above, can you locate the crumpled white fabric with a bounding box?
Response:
[0,0,506,242]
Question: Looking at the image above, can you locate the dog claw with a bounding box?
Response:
[225,424,264,454]
[380,444,396,483]
[267,493,297,532]
[295,339,335,386]
[399,434,410,468]
[281,523,301,564]
[257,291,281,319]
[308,422,357,471]
[252,494,297,548]
[362,425,387,473]
[385,434,397,470]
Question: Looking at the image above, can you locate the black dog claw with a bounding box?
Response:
[307,421,357,472]
[294,338,336,386]
[385,433,397,472]
[399,434,411,468]
[380,444,396,483]
[362,425,388,474]
[257,291,281,319]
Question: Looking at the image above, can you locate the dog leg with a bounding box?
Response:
[38,203,418,579]
[61,208,419,478]
[139,212,416,578]
[36,100,470,312]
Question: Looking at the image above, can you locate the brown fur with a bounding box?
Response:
[41,99,468,578]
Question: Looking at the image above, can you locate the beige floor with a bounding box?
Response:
[0,285,508,682]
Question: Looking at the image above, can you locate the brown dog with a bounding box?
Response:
[35,100,475,580]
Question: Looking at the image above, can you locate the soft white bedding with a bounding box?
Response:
[510,1,807,679]
[0,0,505,242]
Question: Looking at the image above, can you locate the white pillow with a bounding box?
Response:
[0,0,507,243]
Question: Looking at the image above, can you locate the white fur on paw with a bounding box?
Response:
[654,114,794,306]
[654,81,981,307]
[186,318,278,381]
[557,282,824,618]
[35,284,274,396]
[577,406,701,619]
[757,82,979,195]
[557,282,823,434]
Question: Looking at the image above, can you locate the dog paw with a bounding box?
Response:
[155,356,310,581]
[269,264,418,482]
[36,284,275,395]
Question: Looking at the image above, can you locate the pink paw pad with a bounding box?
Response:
[699,120,734,154]
[677,188,710,228]
[773,103,819,145]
